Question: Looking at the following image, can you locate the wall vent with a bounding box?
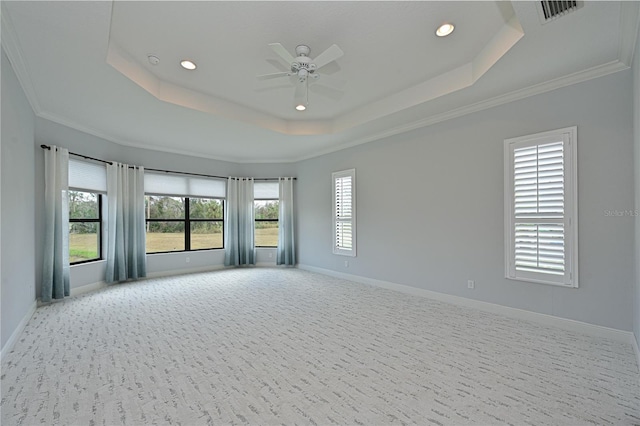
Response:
[538,1,583,23]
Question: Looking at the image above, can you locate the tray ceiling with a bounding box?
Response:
[1,1,638,162]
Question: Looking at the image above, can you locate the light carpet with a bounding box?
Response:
[2,268,639,425]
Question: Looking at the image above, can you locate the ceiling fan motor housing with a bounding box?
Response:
[295,45,310,57]
[291,54,314,82]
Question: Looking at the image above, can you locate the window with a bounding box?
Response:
[504,127,577,287]
[143,172,226,254]
[255,200,279,247]
[69,191,103,264]
[254,181,279,248]
[68,158,107,265]
[332,169,356,256]
[145,196,224,253]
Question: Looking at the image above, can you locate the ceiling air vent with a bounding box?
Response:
[538,1,583,23]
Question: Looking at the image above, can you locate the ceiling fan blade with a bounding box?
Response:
[309,84,344,101]
[312,44,344,70]
[266,58,289,72]
[256,72,291,80]
[313,73,346,89]
[269,43,295,65]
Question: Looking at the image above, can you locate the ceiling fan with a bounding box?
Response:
[257,43,344,111]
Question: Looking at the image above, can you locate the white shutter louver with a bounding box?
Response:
[513,141,565,276]
[335,175,353,250]
[505,127,577,287]
[332,169,356,256]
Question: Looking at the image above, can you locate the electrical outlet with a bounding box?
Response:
[467,280,475,289]
[269,252,273,258]
[344,260,349,268]
[186,257,190,263]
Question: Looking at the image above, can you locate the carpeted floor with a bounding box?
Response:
[1,268,639,425]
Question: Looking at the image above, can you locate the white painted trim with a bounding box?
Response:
[146,264,227,279]
[292,61,629,163]
[37,111,250,165]
[503,127,578,288]
[70,281,108,297]
[633,334,640,380]
[618,1,640,67]
[332,169,356,257]
[67,265,228,298]
[68,264,284,299]
[0,6,42,115]
[3,0,630,166]
[0,300,37,362]
[297,264,635,345]
[36,60,630,165]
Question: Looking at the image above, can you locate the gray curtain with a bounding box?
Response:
[42,145,70,302]
[277,177,296,266]
[105,162,147,283]
[224,177,255,266]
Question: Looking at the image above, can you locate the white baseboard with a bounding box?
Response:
[68,263,285,299]
[146,264,227,279]
[297,264,635,345]
[70,280,108,297]
[1,300,37,362]
[633,334,640,377]
[69,265,229,297]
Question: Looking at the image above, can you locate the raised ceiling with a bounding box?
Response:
[2,1,639,163]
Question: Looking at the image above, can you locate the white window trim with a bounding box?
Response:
[504,126,578,288]
[332,169,356,257]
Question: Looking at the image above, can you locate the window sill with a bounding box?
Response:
[70,259,106,268]
[505,275,577,288]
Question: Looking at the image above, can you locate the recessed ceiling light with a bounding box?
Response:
[295,104,306,111]
[180,60,197,70]
[436,23,455,37]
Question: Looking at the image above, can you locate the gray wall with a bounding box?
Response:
[1,49,36,349]
[2,41,638,352]
[34,119,294,293]
[633,26,640,345]
[297,70,636,331]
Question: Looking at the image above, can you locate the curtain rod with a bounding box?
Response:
[40,144,295,181]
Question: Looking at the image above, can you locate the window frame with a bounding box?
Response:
[145,196,225,254]
[332,169,356,257]
[68,190,103,265]
[254,198,279,248]
[504,126,578,288]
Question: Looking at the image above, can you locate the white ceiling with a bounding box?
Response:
[2,1,639,163]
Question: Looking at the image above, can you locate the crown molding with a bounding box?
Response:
[618,1,640,67]
[36,111,263,164]
[1,6,42,114]
[107,12,522,136]
[4,0,635,165]
[36,58,630,166]
[292,60,629,162]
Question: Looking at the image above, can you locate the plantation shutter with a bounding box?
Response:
[513,141,565,275]
[332,169,356,256]
[505,127,577,287]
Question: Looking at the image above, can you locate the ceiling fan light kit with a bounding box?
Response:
[257,43,344,111]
